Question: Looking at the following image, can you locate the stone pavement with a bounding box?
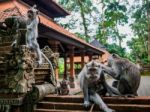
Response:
[69,79,81,95]
[107,76,150,96]
[69,76,150,96]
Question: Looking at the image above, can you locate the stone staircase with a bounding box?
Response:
[34,95,150,112]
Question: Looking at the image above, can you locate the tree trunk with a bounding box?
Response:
[147,2,150,62]
[119,39,122,48]
[78,0,89,42]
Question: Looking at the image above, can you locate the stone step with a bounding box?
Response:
[0,46,12,51]
[36,101,150,112]
[34,109,87,112]
[0,51,11,56]
[0,42,11,46]
[43,95,83,103]
[35,75,48,81]
[43,95,150,105]
[36,102,90,111]
[108,104,150,112]
[35,95,150,112]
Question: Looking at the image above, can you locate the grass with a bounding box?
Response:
[141,71,150,76]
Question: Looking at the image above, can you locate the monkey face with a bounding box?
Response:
[85,61,102,82]
[27,10,34,19]
[60,80,69,89]
[27,7,38,20]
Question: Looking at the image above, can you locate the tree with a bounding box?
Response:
[57,0,99,42]
[127,38,148,63]
[96,1,128,48]
[129,0,149,63]
[106,43,126,58]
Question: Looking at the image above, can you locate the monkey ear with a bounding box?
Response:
[112,54,118,58]
[33,5,37,9]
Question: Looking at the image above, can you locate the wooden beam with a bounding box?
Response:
[89,53,93,61]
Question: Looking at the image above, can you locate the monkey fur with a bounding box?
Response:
[78,60,115,112]
[26,5,42,64]
[103,54,141,96]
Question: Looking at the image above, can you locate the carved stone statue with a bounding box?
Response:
[0,5,56,112]
[42,46,59,69]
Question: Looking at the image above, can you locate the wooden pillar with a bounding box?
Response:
[69,46,75,88]
[48,41,59,80]
[64,54,67,79]
[81,50,85,68]
[89,53,93,61]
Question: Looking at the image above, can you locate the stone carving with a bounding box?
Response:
[0,46,35,93]
[0,5,57,112]
[0,15,26,47]
[42,46,59,69]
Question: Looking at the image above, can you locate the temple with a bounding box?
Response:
[0,1,107,111]
[0,1,149,112]
[0,0,106,87]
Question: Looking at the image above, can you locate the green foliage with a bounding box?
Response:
[58,58,64,75]
[58,0,99,42]
[96,1,128,47]
[57,0,149,64]
[106,43,126,58]
[128,0,149,63]
[127,37,148,64]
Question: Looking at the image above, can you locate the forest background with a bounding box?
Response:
[55,0,150,74]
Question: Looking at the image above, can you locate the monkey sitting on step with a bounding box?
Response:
[78,60,116,112]
[102,54,141,96]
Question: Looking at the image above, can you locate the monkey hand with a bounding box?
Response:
[83,101,91,108]
[104,108,116,112]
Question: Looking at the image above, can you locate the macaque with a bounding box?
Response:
[26,5,42,64]
[103,54,141,96]
[57,79,70,95]
[78,60,115,112]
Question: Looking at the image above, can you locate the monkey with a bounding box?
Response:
[95,70,120,97]
[26,5,42,65]
[57,79,70,95]
[102,54,141,96]
[78,60,115,112]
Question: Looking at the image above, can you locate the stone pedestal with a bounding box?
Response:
[69,76,75,88]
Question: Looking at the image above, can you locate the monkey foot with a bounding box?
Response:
[83,101,91,108]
